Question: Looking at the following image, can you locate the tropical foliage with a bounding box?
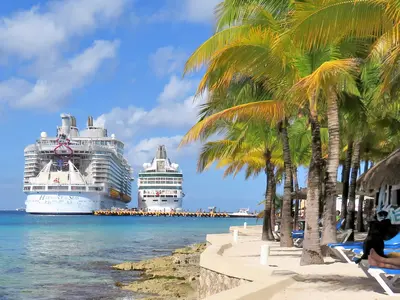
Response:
[179,0,400,265]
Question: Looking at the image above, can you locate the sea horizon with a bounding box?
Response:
[0,211,258,300]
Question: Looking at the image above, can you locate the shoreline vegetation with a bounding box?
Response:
[112,243,207,300]
[175,0,400,266]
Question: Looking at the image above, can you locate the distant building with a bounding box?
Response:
[335,194,374,213]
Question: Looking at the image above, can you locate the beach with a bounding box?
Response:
[194,225,390,300]
[111,224,392,300]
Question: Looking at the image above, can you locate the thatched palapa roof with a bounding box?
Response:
[357,148,400,192]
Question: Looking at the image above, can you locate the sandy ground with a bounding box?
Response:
[212,226,397,300]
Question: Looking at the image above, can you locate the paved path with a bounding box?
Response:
[206,225,394,299]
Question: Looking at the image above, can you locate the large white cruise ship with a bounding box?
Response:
[23,114,133,214]
[137,145,184,212]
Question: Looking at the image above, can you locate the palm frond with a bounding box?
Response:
[289,0,390,49]
[290,58,360,110]
[180,100,284,146]
[184,25,253,75]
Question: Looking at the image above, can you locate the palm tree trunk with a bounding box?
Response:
[321,92,340,246]
[345,140,361,241]
[356,160,369,232]
[300,114,324,265]
[293,167,299,230]
[271,178,276,231]
[319,170,325,220]
[341,141,353,225]
[363,161,374,229]
[262,149,275,241]
[280,122,293,247]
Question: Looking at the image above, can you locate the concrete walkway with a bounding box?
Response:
[202,225,395,300]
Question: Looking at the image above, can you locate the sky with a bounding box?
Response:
[0,0,308,211]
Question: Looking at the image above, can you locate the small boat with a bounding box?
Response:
[16,207,26,212]
[229,208,256,218]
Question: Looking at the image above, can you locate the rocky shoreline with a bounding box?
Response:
[112,243,207,300]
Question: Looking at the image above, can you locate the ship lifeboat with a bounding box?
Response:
[121,194,131,203]
[109,188,121,199]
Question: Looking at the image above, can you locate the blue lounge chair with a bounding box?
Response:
[351,248,400,262]
[292,219,351,248]
[368,267,400,296]
[329,233,400,263]
[358,259,400,296]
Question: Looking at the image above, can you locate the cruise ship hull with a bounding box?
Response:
[138,197,183,212]
[25,192,127,214]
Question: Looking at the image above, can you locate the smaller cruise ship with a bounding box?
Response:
[137,146,184,212]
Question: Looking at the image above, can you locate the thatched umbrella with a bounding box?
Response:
[357,148,400,193]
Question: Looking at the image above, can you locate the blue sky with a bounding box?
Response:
[0,0,308,211]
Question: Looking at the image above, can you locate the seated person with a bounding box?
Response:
[369,249,400,269]
[336,210,341,223]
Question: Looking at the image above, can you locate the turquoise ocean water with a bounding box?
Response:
[0,212,258,300]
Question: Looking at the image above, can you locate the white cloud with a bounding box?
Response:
[149,46,188,77]
[0,40,119,110]
[93,75,205,139]
[158,75,194,102]
[0,0,126,60]
[89,75,207,168]
[0,0,127,110]
[183,0,221,23]
[128,135,201,168]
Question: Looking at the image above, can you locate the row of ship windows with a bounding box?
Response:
[140,181,182,185]
[93,164,130,178]
[139,178,183,182]
[139,177,182,180]
[27,186,104,191]
[142,170,178,173]
[95,180,131,189]
[93,175,130,185]
[38,140,124,147]
[93,171,130,183]
[138,186,182,190]
[142,195,178,198]
[142,199,180,202]
[24,154,129,168]
[93,159,131,172]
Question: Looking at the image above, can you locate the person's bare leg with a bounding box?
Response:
[369,249,400,269]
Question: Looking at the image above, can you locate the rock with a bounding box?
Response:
[173,257,181,264]
[113,256,173,271]
[122,277,194,298]
[114,281,124,287]
[113,242,208,300]
[172,243,207,255]
[112,262,136,271]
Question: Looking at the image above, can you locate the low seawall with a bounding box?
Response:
[199,266,251,299]
[198,231,295,300]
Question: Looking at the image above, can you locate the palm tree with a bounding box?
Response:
[357,160,369,232]
[194,120,284,241]
[182,1,364,264]
[346,139,361,240]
